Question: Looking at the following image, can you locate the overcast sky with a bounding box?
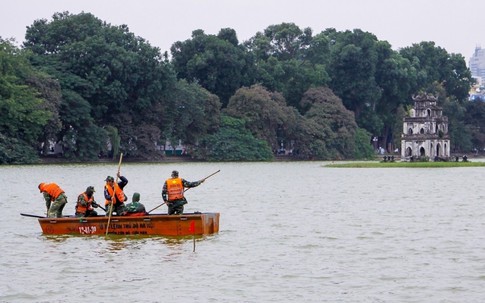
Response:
[1,0,483,61]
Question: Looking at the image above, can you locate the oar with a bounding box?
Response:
[201,169,220,180]
[106,153,123,235]
[21,213,45,218]
[20,213,72,218]
[185,169,220,194]
[147,169,220,214]
[147,202,166,214]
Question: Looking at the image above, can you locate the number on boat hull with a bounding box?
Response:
[78,226,97,234]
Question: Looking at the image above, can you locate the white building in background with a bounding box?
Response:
[469,46,485,85]
[401,93,450,160]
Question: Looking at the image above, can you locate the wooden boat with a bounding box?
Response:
[23,212,220,236]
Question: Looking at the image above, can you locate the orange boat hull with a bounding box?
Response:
[38,212,220,236]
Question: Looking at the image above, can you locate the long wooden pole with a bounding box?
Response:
[147,202,166,214]
[20,213,45,218]
[106,153,123,235]
[184,169,220,194]
[147,169,220,214]
[92,202,106,212]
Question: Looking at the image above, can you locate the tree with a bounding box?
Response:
[392,104,408,152]
[326,29,382,124]
[373,42,417,149]
[399,41,474,102]
[282,110,330,160]
[353,128,375,160]
[24,70,63,155]
[300,87,359,159]
[245,23,329,108]
[199,115,273,161]
[245,23,311,61]
[171,29,249,107]
[163,79,221,156]
[0,38,55,163]
[464,101,485,152]
[224,84,290,151]
[59,89,107,159]
[24,12,174,159]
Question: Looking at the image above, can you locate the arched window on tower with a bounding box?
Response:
[420,147,426,156]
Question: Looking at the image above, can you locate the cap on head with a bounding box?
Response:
[171,170,179,178]
[105,176,114,182]
[132,192,140,202]
[86,186,95,194]
[38,183,45,192]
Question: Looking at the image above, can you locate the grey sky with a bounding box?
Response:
[1,0,483,61]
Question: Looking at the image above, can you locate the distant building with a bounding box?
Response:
[469,46,485,85]
[401,93,450,160]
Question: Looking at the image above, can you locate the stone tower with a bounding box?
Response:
[401,93,450,160]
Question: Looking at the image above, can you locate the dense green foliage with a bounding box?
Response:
[0,12,481,164]
[0,38,54,163]
[199,115,273,161]
[171,29,249,108]
[23,12,176,160]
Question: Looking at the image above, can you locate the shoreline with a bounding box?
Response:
[35,154,299,165]
[15,153,485,165]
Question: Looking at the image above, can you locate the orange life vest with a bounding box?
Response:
[167,177,184,201]
[105,183,126,206]
[76,193,94,214]
[39,183,64,200]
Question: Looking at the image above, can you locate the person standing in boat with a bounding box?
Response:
[104,172,128,216]
[122,192,147,216]
[75,186,99,217]
[38,182,68,218]
[162,170,203,215]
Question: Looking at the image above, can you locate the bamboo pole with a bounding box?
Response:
[106,153,123,236]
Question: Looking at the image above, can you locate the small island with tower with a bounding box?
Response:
[401,93,450,161]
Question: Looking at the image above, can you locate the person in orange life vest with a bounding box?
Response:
[75,186,99,217]
[38,182,68,218]
[162,170,203,215]
[122,192,147,216]
[104,172,128,216]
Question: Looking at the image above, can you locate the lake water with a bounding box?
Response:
[1,161,484,303]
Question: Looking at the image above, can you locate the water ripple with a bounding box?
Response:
[2,163,485,302]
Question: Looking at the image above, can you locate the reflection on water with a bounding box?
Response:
[42,235,72,243]
[1,162,485,302]
[105,238,134,253]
